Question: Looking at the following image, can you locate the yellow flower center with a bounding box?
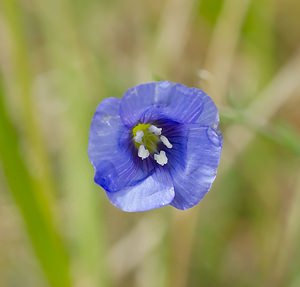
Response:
[132,123,160,153]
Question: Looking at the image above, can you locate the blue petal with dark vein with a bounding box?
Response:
[106,167,175,212]
[169,124,223,210]
[120,81,213,126]
[155,120,188,172]
[195,94,219,127]
[88,98,148,192]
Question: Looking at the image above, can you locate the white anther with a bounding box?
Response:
[134,130,144,143]
[148,125,162,136]
[160,135,173,149]
[154,151,168,166]
[138,145,150,160]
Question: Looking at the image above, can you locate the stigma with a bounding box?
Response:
[133,124,173,166]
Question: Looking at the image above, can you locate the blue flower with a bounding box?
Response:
[88,81,222,212]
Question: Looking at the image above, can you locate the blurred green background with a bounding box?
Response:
[1,0,300,286]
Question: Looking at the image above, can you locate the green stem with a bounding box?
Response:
[0,77,71,287]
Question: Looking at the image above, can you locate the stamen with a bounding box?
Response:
[134,130,144,143]
[148,125,162,136]
[154,151,168,166]
[160,135,173,149]
[138,145,150,160]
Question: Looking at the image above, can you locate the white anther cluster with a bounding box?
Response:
[154,151,168,166]
[134,124,173,166]
[160,135,173,149]
[134,130,144,143]
[148,125,162,135]
[138,144,150,160]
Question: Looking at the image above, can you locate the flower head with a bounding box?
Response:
[88,81,222,212]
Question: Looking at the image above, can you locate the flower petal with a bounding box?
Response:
[106,167,175,212]
[120,82,157,126]
[120,81,216,126]
[88,98,148,192]
[169,125,223,210]
[195,93,219,127]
